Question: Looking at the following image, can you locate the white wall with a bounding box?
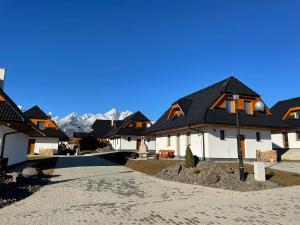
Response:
[271,133,284,149]
[155,130,205,158]
[287,131,300,149]
[155,127,272,159]
[33,137,59,154]
[110,135,156,151]
[0,125,29,166]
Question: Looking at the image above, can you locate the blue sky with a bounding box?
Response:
[0,0,299,120]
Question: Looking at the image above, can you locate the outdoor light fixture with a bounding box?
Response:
[233,92,246,181]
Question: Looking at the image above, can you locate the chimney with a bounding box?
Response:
[0,68,6,90]
[111,119,114,127]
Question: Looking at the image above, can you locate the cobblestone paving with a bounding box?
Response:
[0,156,300,225]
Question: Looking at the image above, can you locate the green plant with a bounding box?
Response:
[185,145,195,168]
[193,169,201,174]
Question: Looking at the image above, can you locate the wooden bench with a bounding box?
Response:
[159,150,175,159]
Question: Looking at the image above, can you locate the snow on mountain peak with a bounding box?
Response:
[53,108,133,137]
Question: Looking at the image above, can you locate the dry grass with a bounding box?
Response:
[224,163,300,187]
[125,160,300,187]
[27,155,58,176]
[125,159,182,175]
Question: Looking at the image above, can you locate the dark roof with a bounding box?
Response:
[105,111,150,137]
[0,89,27,123]
[271,97,300,119]
[271,97,300,129]
[73,132,91,139]
[147,76,284,133]
[91,120,122,138]
[42,128,69,141]
[24,105,49,119]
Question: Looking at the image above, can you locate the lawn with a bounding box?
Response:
[27,155,58,176]
[125,159,182,175]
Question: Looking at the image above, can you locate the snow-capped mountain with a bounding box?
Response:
[53,108,132,137]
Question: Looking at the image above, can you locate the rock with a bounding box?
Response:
[12,172,21,183]
[22,167,43,178]
[205,173,220,184]
[225,168,235,174]
[175,164,182,174]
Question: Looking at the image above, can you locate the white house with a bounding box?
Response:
[148,76,283,160]
[0,69,43,166]
[93,111,155,152]
[271,97,300,160]
[24,105,68,155]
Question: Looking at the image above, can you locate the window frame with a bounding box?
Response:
[167,135,171,146]
[226,100,234,113]
[296,130,300,141]
[220,130,225,140]
[37,121,45,130]
[244,101,252,115]
[127,137,131,142]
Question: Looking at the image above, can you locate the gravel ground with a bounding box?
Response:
[0,172,49,208]
[156,161,280,192]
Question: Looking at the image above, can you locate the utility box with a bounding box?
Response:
[254,162,266,181]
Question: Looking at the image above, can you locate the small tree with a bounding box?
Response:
[185,145,195,168]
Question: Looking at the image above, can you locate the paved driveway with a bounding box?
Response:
[0,156,300,225]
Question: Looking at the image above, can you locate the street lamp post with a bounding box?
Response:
[233,93,246,181]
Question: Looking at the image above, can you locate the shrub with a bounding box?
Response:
[193,169,201,174]
[185,145,195,168]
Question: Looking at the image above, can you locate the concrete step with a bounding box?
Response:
[281,149,300,161]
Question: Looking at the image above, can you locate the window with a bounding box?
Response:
[296,131,300,140]
[147,137,150,142]
[127,137,131,142]
[37,121,45,130]
[220,130,225,140]
[295,111,300,119]
[186,132,191,145]
[244,101,251,114]
[256,132,261,142]
[226,100,234,113]
[167,135,171,146]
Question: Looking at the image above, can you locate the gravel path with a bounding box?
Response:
[0,155,299,225]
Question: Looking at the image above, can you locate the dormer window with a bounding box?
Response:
[226,100,234,113]
[295,111,300,119]
[37,121,45,130]
[244,101,252,114]
[168,103,184,120]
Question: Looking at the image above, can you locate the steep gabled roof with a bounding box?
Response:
[271,97,300,129]
[147,76,283,133]
[91,120,122,138]
[73,132,91,139]
[0,89,27,123]
[271,97,300,119]
[24,105,49,119]
[105,111,150,137]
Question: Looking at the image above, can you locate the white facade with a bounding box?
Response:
[32,137,59,154]
[155,126,272,159]
[0,125,29,166]
[272,131,300,149]
[110,135,155,151]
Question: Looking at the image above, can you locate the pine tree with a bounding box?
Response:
[185,145,195,168]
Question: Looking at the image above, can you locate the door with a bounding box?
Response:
[27,139,35,154]
[176,133,180,157]
[283,132,289,149]
[240,135,246,159]
[136,139,141,150]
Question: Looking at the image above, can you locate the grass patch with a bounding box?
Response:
[125,159,182,176]
[224,163,300,187]
[27,155,58,176]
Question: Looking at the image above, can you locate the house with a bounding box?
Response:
[100,111,155,151]
[72,132,91,144]
[0,69,43,166]
[24,105,68,155]
[271,97,300,160]
[147,76,284,160]
[91,119,122,141]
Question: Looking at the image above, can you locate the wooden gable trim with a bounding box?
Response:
[283,106,300,120]
[209,94,226,110]
[167,103,185,120]
[0,94,6,101]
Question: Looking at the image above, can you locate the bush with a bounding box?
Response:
[193,169,201,174]
[185,145,195,168]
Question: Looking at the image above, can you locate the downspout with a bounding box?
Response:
[189,126,206,161]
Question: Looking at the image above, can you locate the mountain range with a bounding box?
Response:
[52,108,133,137]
